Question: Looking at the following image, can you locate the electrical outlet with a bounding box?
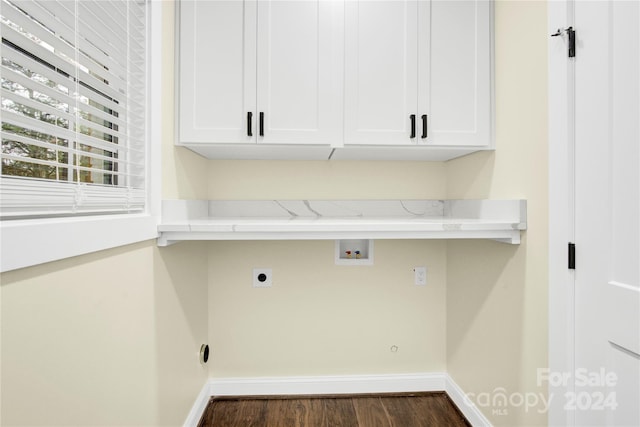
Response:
[253,268,272,288]
[414,267,427,286]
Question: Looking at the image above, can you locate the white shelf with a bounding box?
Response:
[157,199,526,246]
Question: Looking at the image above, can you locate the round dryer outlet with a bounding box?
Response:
[200,344,210,364]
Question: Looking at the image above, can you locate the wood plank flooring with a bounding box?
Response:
[198,393,470,427]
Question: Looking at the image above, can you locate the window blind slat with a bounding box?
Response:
[76,23,129,76]
[128,112,144,125]
[1,88,75,123]
[0,178,79,214]
[33,0,77,37]
[76,98,126,128]
[127,108,145,122]
[1,2,77,62]
[77,4,127,53]
[0,177,145,217]
[1,22,77,78]
[2,70,75,120]
[2,109,76,141]
[1,131,72,154]
[1,0,148,219]
[77,60,127,97]
[72,151,125,169]
[1,43,75,98]
[77,117,126,141]
[5,0,77,46]
[2,131,143,172]
[77,41,127,84]
[100,0,127,23]
[128,31,146,54]
[75,133,133,156]
[1,152,71,170]
[77,85,125,117]
[3,118,144,175]
[78,3,126,59]
[72,164,142,180]
[76,65,125,104]
[129,0,145,16]
[126,60,145,78]
[85,0,127,40]
[127,96,145,113]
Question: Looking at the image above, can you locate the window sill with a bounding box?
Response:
[0,213,158,272]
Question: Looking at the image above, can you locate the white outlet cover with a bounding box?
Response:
[414,267,427,286]
[253,268,272,288]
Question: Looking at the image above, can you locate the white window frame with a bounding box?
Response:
[0,0,162,273]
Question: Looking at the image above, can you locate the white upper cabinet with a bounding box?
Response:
[177,0,493,160]
[256,1,343,145]
[344,0,418,145]
[178,0,343,147]
[344,0,492,148]
[427,0,492,147]
[179,0,255,144]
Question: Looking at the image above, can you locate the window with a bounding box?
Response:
[1,0,147,218]
[0,0,160,272]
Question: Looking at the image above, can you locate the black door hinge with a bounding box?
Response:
[568,242,576,269]
[551,26,576,58]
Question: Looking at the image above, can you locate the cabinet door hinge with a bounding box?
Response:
[568,242,576,270]
[551,26,576,58]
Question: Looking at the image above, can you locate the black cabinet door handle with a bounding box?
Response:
[410,114,416,139]
[259,112,264,137]
[421,114,427,139]
[247,112,253,137]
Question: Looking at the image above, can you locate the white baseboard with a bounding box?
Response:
[445,375,493,427]
[184,373,491,427]
[183,380,213,427]
[210,372,446,396]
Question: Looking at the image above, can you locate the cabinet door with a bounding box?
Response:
[422,0,492,147]
[256,0,343,145]
[179,0,256,144]
[344,0,419,145]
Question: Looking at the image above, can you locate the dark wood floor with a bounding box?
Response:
[198,392,470,427]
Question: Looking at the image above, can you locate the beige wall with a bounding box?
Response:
[1,241,208,427]
[208,160,446,200]
[207,161,449,377]
[446,1,548,426]
[162,3,208,200]
[209,239,447,378]
[0,2,210,426]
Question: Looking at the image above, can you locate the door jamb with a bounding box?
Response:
[548,0,576,425]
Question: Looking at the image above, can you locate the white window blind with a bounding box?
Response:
[0,0,147,218]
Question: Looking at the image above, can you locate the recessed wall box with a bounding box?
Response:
[335,239,373,265]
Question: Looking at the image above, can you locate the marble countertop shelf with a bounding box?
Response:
[157,199,527,246]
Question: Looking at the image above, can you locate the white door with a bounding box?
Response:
[425,0,492,147]
[256,0,343,146]
[574,1,640,425]
[344,0,419,145]
[179,0,257,144]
